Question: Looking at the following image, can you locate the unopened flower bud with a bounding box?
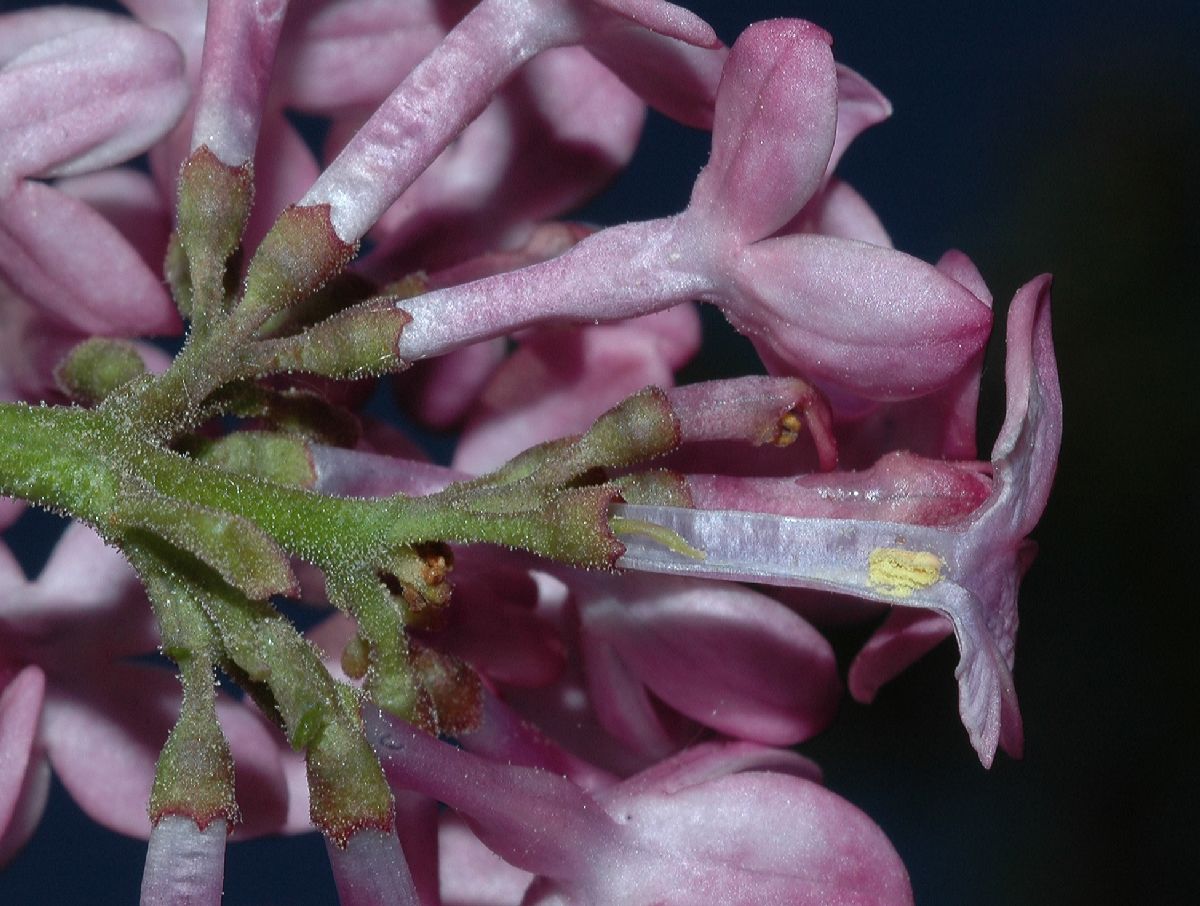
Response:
[54,337,146,404]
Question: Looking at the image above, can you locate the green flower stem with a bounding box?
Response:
[0,401,627,577]
[101,329,247,443]
[193,574,395,843]
[126,540,238,828]
[325,569,421,719]
[0,404,123,522]
[128,532,394,841]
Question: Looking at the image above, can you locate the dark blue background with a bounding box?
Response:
[3,0,1198,902]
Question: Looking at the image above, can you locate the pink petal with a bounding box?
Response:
[587,0,717,48]
[606,739,822,799]
[791,177,893,246]
[730,235,992,401]
[277,0,446,112]
[689,20,837,244]
[585,29,724,129]
[828,64,892,175]
[581,627,684,758]
[587,771,913,905]
[51,168,172,281]
[989,275,1061,530]
[0,302,79,403]
[0,181,180,335]
[825,248,993,464]
[0,666,49,866]
[14,523,157,664]
[584,574,841,745]
[849,608,955,704]
[0,7,122,66]
[0,21,188,183]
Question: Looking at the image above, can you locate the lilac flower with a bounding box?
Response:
[395,19,992,404]
[617,276,1060,765]
[0,0,1060,900]
[370,714,913,904]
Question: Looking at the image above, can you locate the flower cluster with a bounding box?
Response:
[0,1,1060,904]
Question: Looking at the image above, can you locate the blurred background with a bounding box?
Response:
[3,0,1198,902]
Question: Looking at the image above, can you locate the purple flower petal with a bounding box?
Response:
[0,180,180,335]
[581,623,685,758]
[277,0,447,112]
[582,573,841,745]
[848,608,954,704]
[729,235,992,401]
[0,666,49,866]
[579,769,913,905]
[0,20,187,183]
[689,20,837,244]
[828,64,892,175]
[373,714,912,904]
[788,177,892,246]
[52,168,172,281]
[0,7,122,66]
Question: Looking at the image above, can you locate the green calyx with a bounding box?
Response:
[251,300,412,380]
[236,204,358,334]
[148,655,239,831]
[175,147,254,335]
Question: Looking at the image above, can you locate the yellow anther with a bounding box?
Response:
[867,547,943,598]
[770,411,803,447]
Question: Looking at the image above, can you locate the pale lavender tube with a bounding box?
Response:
[139,817,226,906]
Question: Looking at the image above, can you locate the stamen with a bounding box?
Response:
[866,548,942,598]
[609,515,707,561]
